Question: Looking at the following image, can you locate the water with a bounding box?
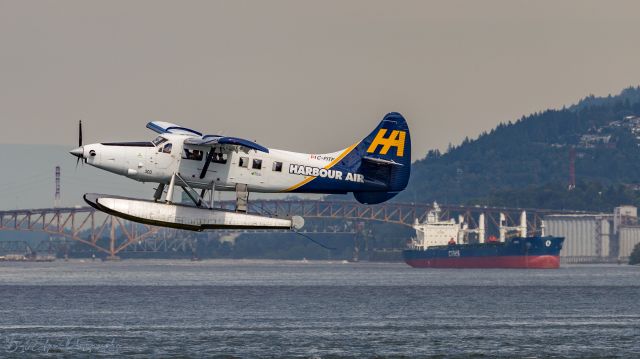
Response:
[0,260,638,358]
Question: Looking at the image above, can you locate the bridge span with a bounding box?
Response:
[0,200,588,258]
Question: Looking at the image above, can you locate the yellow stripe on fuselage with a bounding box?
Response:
[325,141,359,169]
[283,141,360,192]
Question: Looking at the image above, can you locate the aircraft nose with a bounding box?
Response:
[69,147,84,158]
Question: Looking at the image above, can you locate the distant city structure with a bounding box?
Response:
[576,114,640,149]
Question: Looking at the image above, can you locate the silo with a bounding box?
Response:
[543,214,611,263]
[618,226,640,260]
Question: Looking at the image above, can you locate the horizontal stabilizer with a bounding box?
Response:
[362,156,404,166]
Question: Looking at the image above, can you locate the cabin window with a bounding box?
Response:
[239,156,249,168]
[183,149,203,161]
[152,136,168,146]
[252,159,262,170]
[162,143,172,154]
[272,161,283,172]
[212,152,228,164]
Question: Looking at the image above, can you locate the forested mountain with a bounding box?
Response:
[401,86,640,211]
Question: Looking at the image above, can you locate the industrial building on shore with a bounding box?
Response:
[544,205,640,263]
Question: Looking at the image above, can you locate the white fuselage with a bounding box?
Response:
[80,133,362,193]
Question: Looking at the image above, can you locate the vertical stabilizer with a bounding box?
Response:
[353,112,411,204]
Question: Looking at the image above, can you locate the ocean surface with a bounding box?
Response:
[0,260,638,358]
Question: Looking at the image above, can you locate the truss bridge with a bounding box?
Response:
[0,200,589,258]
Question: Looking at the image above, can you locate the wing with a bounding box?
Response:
[147,121,268,154]
[146,121,202,136]
[185,135,269,153]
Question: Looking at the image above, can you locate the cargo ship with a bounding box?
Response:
[403,202,564,269]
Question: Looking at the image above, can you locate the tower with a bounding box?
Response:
[568,147,576,190]
[55,166,61,207]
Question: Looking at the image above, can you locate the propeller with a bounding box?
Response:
[76,120,83,168]
[69,120,85,169]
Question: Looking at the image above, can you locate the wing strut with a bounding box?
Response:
[199,150,216,179]
[173,173,211,209]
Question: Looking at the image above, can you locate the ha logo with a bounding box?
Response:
[366,129,406,157]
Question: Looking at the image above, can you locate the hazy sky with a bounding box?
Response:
[2,0,640,160]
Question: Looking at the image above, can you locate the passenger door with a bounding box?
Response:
[155,142,178,170]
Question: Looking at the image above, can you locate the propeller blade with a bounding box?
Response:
[78,120,83,147]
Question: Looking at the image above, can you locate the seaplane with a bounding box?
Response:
[69,113,411,231]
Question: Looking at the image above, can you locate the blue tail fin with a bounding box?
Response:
[353,112,411,204]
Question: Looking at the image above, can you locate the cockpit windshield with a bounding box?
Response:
[152,136,168,146]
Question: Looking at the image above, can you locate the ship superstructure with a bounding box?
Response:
[410,202,464,249]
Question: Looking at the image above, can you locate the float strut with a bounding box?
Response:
[153,183,165,202]
[210,181,215,209]
[197,189,207,207]
[165,173,176,204]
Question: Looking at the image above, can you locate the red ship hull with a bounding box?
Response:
[404,255,560,269]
